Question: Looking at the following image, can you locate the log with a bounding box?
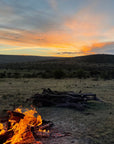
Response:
[0,109,53,144]
[0,130,14,144]
[33,131,50,138]
[38,120,53,130]
[29,88,101,110]
[7,111,25,123]
[0,116,9,123]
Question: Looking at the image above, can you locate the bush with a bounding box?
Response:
[101,71,111,80]
[0,72,6,78]
[76,69,88,79]
[53,69,65,79]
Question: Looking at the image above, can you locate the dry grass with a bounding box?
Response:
[0,78,114,144]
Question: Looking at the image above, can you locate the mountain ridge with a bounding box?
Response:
[0,54,114,64]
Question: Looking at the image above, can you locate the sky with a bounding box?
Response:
[0,0,114,57]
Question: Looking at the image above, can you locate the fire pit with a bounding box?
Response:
[0,89,101,144]
[0,107,71,144]
[0,107,54,144]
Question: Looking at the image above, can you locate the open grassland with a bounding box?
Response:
[0,54,114,79]
[0,78,114,144]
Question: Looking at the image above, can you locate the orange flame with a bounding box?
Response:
[0,107,45,144]
[0,123,6,135]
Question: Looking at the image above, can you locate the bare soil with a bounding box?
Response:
[0,78,114,144]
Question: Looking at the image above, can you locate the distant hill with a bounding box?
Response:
[0,54,114,64]
[69,54,114,64]
[0,54,60,64]
[0,54,114,79]
[36,54,114,65]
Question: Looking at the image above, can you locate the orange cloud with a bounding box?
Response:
[0,5,113,57]
[0,28,78,49]
[1,27,113,57]
[81,41,114,53]
[0,0,113,57]
[103,27,114,41]
[64,8,106,39]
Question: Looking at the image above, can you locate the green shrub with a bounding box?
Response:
[53,69,65,79]
[75,69,87,79]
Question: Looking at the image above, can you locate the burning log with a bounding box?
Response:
[29,88,101,110]
[0,130,14,144]
[0,107,73,144]
[38,120,53,130]
[7,110,25,123]
[0,116,9,123]
[33,130,50,138]
[0,107,53,144]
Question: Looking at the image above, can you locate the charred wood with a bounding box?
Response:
[29,88,101,110]
[0,130,14,144]
[7,111,25,125]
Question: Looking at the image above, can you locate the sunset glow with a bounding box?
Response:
[0,0,114,57]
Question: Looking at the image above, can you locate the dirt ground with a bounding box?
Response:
[0,78,114,144]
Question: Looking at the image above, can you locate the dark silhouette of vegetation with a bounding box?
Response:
[75,69,88,79]
[53,69,65,79]
[0,54,114,79]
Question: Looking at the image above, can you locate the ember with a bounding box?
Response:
[0,107,53,144]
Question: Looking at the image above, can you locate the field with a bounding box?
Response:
[0,78,114,144]
[0,54,114,79]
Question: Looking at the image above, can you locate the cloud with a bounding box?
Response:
[0,26,114,56]
[91,42,114,54]
[81,41,114,54]
[47,0,57,10]
[103,27,114,41]
[0,0,62,33]
[64,7,107,40]
[0,0,114,56]
[0,26,74,48]
[57,51,82,55]
[55,41,114,56]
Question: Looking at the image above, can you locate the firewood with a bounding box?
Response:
[38,122,53,130]
[0,108,54,144]
[33,130,50,138]
[7,111,25,123]
[51,132,71,138]
[29,88,101,110]
[0,116,9,123]
[35,141,43,144]
[0,130,14,144]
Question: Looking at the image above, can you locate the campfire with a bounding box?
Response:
[0,89,100,144]
[0,107,53,144]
